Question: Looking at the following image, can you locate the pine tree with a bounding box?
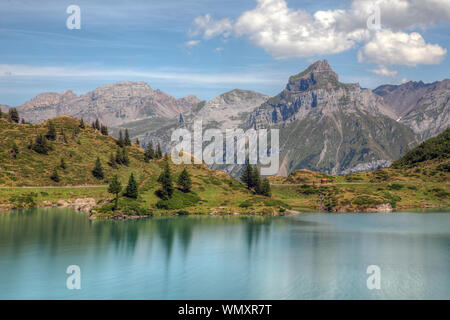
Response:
[45,121,57,140]
[108,153,117,168]
[21,118,25,124]
[124,129,131,146]
[135,138,140,146]
[144,141,155,162]
[252,166,262,194]
[79,118,85,128]
[92,157,104,179]
[124,173,138,199]
[50,168,60,182]
[122,148,130,166]
[241,160,254,189]
[115,147,123,164]
[100,124,108,136]
[95,118,100,130]
[117,130,125,147]
[60,158,67,170]
[92,121,96,129]
[33,134,51,154]
[177,168,192,193]
[156,143,162,159]
[108,175,122,209]
[8,108,20,123]
[260,178,271,197]
[158,161,174,199]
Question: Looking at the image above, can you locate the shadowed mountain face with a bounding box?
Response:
[16,82,200,126]
[245,60,417,175]
[374,80,450,140]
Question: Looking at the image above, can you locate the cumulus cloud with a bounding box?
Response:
[189,0,449,73]
[358,30,447,66]
[368,66,398,77]
[190,14,232,39]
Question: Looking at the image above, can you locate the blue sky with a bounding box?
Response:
[0,0,449,106]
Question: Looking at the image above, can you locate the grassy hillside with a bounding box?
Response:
[0,116,284,216]
[0,116,448,215]
[269,129,449,212]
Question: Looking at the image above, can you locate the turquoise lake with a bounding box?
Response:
[0,208,448,299]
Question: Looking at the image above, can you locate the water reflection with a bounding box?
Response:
[0,209,448,299]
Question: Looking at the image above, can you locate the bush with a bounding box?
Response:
[297,184,319,195]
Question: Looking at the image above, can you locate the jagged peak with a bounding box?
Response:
[287,59,341,90]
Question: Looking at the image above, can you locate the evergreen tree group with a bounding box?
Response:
[8,108,20,123]
[32,134,51,154]
[241,161,271,196]
[91,118,109,136]
[144,141,163,162]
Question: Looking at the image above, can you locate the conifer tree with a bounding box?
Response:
[241,160,254,189]
[122,148,130,166]
[92,157,104,179]
[115,147,123,164]
[100,124,108,136]
[117,130,125,147]
[252,166,262,194]
[108,153,117,168]
[144,141,155,162]
[45,121,57,140]
[79,118,85,128]
[50,168,60,182]
[108,175,122,209]
[124,129,131,146]
[8,108,20,123]
[33,134,51,154]
[21,118,25,124]
[158,161,174,199]
[156,142,162,159]
[177,168,192,193]
[124,173,138,199]
[95,118,100,130]
[135,138,140,146]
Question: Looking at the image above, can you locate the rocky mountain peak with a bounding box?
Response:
[287,59,341,91]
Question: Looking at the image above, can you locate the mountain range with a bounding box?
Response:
[3,60,449,176]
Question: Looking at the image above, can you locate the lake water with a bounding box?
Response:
[0,208,448,299]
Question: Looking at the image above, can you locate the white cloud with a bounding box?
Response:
[401,77,408,83]
[190,14,232,39]
[358,30,447,66]
[189,0,449,71]
[184,40,201,48]
[0,64,284,86]
[368,66,398,77]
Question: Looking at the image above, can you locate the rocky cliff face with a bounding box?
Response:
[141,88,269,152]
[374,80,450,140]
[16,82,200,126]
[246,60,416,175]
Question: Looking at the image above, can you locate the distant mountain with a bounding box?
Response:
[244,60,417,175]
[15,82,200,126]
[374,79,450,140]
[141,88,269,151]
